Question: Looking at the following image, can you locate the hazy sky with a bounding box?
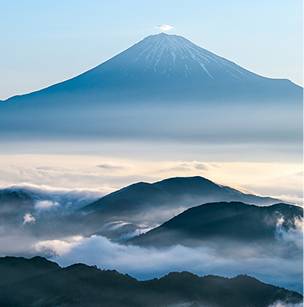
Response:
[0,139,302,204]
[0,0,302,100]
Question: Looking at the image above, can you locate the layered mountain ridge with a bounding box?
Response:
[130,201,303,247]
[0,176,287,241]
[0,256,301,307]
[82,176,280,231]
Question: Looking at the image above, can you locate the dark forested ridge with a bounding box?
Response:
[0,256,302,307]
[130,201,303,247]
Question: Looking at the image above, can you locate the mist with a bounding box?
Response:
[0,218,301,293]
[34,231,302,293]
[0,102,301,147]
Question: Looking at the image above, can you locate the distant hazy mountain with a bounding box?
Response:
[130,201,303,247]
[0,256,301,307]
[0,33,301,139]
[0,186,101,239]
[0,188,34,226]
[83,176,279,231]
[3,33,301,104]
[0,186,98,221]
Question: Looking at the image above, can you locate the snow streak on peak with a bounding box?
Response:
[127,33,256,80]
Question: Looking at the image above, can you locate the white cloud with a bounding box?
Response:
[268,301,303,307]
[35,200,59,210]
[29,234,302,292]
[276,217,304,249]
[34,236,83,256]
[23,213,36,225]
[157,24,174,32]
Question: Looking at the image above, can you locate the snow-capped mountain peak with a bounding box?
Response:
[107,33,256,81]
[3,33,300,105]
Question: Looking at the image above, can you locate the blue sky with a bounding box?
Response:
[0,0,302,99]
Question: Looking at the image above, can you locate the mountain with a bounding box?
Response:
[129,201,303,247]
[0,256,301,307]
[82,176,279,232]
[2,33,301,104]
[0,256,59,287]
[0,33,301,139]
[0,186,98,226]
[0,177,284,244]
[0,188,35,226]
[0,186,103,242]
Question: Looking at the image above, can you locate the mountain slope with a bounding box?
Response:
[0,177,283,243]
[130,201,303,247]
[0,186,98,228]
[0,188,35,226]
[82,176,279,229]
[0,256,301,307]
[0,256,60,287]
[0,186,104,242]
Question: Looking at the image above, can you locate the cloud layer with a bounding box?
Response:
[29,230,303,293]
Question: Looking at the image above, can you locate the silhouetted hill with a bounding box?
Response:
[130,201,303,247]
[0,256,59,287]
[0,178,294,244]
[83,176,279,228]
[0,256,301,307]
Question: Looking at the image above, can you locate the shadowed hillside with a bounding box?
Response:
[0,256,301,307]
[83,176,279,228]
[130,201,303,247]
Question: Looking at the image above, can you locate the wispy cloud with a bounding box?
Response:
[157,24,174,32]
[30,233,302,292]
[23,213,36,225]
[35,236,83,256]
[35,200,59,210]
[268,301,303,307]
[96,163,126,171]
[163,161,210,172]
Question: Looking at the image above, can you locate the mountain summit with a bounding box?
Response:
[112,33,261,81]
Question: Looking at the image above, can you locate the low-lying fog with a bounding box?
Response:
[0,229,302,293]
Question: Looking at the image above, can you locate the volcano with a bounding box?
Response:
[0,33,301,139]
[3,33,301,104]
